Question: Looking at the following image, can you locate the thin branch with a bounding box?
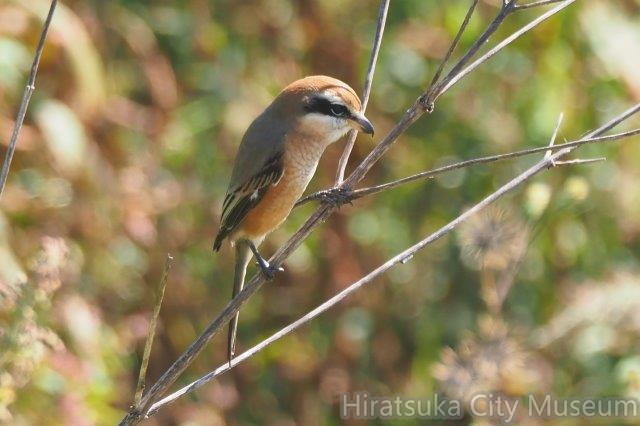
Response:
[582,103,640,138]
[348,128,639,199]
[426,0,480,108]
[0,0,58,199]
[335,0,390,185]
[133,254,173,407]
[143,104,640,419]
[554,157,606,166]
[298,125,640,205]
[515,0,567,11]
[342,100,640,202]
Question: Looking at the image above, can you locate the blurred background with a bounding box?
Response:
[2,0,640,424]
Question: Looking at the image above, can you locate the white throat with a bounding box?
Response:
[298,113,351,147]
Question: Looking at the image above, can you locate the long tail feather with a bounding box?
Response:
[227,241,251,365]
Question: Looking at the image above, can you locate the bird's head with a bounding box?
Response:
[275,75,374,144]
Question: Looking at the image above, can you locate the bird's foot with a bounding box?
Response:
[248,241,283,280]
[319,187,354,208]
[255,258,284,281]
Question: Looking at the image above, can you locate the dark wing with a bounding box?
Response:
[213,152,284,250]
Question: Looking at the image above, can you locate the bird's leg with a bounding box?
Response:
[248,241,283,280]
[319,187,354,208]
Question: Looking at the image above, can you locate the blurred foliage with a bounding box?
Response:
[1,0,640,425]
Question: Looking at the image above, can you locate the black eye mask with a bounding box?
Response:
[304,96,351,118]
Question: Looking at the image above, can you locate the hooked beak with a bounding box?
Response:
[351,113,375,136]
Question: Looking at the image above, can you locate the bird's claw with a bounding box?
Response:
[247,241,282,280]
[255,258,284,280]
[320,187,354,208]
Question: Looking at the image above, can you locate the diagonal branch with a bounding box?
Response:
[335,0,390,184]
[336,126,640,202]
[427,0,479,98]
[146,102,640,415]
[0,0,58,199]
[515,0,567,11]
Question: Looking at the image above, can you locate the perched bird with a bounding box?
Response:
[213,75,374,364]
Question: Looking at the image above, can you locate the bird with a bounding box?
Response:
[213,75,374,364]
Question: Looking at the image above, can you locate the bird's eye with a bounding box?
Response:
[330,104,348,117]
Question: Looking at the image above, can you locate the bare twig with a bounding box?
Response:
[582,103,640,139]
[118,3,580,424]
[147,102,640,413]
[515,0,567,11]
[335,0,390,185]
[0,0,58,199]
[133,254,173,407]
[427,0,479,100]
[297,126,640,205]
[554,157,606,166]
